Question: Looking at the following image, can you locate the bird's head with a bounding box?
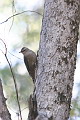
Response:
[19,47,29,55]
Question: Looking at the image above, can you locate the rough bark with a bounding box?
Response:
[35,0,80,120]
[0,79,11,120]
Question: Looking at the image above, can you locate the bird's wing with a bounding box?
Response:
[24,56,30,72]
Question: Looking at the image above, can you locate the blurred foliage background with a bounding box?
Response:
[0,0,80,120]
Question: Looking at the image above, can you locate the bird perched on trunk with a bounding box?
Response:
[19,47,37,83]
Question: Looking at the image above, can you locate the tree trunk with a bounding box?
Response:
[0,79,11,120]
[35,0,80,120]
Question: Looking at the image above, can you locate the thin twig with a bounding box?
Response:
[8,51,22,60]
[22,106,28,112]
[0,38,22,120]
[0,49,22,60]
[12,0,16,12]
[0,10,43,24]
[7,105,28,119]
[9,0,16,32]
[5,55,22,120]
[7,105,17,113]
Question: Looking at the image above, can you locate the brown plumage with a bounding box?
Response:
[19,47,37,82]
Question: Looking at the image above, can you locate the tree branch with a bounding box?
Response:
[0,10,43,24]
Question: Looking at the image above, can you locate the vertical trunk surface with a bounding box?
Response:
[0,79,11,120]
[35,0,80,120]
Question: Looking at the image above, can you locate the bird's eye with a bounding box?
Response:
[21,49,26,52]
[22,50,25,52]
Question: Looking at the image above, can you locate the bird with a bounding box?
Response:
[19,47,37,82]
